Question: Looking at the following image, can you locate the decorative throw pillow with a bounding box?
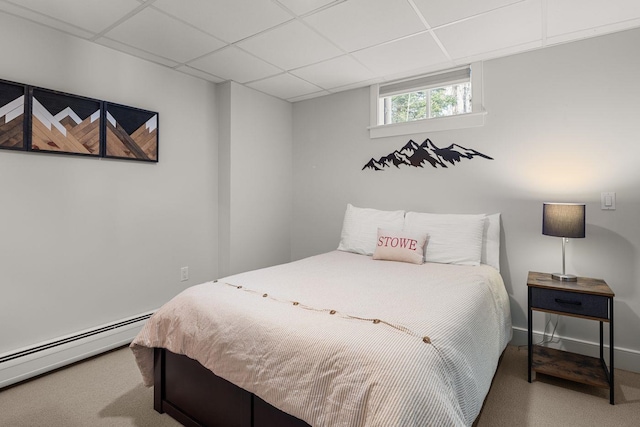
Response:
[372,228,428,265]
[403,212,485,266]
[337,204,405,256]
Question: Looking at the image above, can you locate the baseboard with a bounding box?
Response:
[3,320,636,389]
[0,311,154,389]
[511,326,640,373]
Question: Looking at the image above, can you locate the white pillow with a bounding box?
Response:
[403,212,485,266]
[337,204,405,256]
[372,228,428,265]
[482,213,501,271]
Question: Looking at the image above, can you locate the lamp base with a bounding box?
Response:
[551,273,577,282]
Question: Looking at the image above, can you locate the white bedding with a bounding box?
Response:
[131,251,512,426]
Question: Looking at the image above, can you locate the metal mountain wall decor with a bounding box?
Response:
[362,138,493,171]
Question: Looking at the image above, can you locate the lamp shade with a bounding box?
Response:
[542,203,586,238]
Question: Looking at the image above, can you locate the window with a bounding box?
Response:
[380,69,471,124]
[369,63,486,138]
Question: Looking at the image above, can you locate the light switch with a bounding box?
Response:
[601,192,616,210]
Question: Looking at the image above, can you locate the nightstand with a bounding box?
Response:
[527,271,615,404]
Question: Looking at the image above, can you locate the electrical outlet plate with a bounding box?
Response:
[180,266,188,281]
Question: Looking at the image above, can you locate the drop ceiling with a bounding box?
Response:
[1,0,639,102]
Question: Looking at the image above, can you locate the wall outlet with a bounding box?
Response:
[180,266,189,282]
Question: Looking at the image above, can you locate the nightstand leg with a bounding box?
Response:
[599,321,603,360]
[528,287,532,383]
[610,298,614,405]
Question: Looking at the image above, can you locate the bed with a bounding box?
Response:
[131,207,512,427]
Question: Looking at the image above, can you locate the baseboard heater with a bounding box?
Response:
[0,311,154,389]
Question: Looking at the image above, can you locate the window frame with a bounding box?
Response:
[369,62,486,139]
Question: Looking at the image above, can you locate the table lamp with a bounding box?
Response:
[542,202,586,281]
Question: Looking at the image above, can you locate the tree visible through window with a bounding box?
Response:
[383,82,471,125]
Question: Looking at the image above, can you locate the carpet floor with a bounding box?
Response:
[0,345,638,426]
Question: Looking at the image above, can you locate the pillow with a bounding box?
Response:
[403,212,485,266]
[337,204,405,256]
[372,228,427,265]
[482,213,501,271]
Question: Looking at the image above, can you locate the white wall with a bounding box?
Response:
[292,28,640,370]
[0,14,219,354]
[218,82,293,277]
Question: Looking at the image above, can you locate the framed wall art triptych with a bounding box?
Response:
[0,78,158,162]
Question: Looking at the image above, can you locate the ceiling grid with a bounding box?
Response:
[0,0,638,101]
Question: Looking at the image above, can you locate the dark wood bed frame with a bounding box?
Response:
[153,347,503,427]
[153,348,310,427]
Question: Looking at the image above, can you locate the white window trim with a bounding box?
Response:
[368,62,486,139]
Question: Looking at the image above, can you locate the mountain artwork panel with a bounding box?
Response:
[105,103,158,162]
[363,139,493,171]
[30,88,101,156]
[0,80,27,150]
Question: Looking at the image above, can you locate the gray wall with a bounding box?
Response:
[292,28,640,367]
[218,81,293,277]
[2,7,638,371]
[0,14,219,353]
[0,14,293,358]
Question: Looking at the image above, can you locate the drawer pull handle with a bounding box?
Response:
[555,298,582,306]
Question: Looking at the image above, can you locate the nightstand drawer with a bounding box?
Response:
[531,288,609,319]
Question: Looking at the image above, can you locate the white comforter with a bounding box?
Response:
[131,251,512,426]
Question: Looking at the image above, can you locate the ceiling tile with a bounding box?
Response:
[175,65,225,83]
[352,32,450,77]
[153,0,292,43]
[276,0,343,16]
[287,90,332,103]
[104,7,227,63]
[412,0,523,28]
[327,77,384,94]
[434,0,542,59]
[290,55,375,90]
[303,0,426,52]
[237,20,343,70]
[247,73,323,100]
[547,0,640,38]
[0,0,141,33]
[95,37,180,67]
[0,2,93,38]
[189,46,282,83]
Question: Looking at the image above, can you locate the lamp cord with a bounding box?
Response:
[536,314,560,346]
[518,314,560,350]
